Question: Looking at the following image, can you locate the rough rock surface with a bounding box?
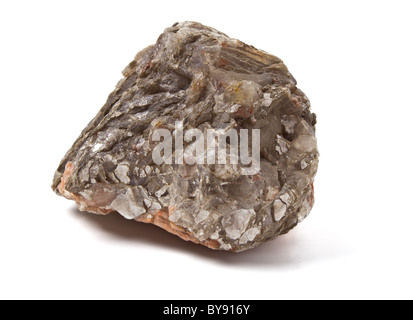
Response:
[52,22,318,252]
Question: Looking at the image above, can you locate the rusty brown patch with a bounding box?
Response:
[137,208,221,250]
[58,162,113,215]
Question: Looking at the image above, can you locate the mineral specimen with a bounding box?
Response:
[52,22,318,252]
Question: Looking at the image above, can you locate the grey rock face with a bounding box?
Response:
[52,22,318,252]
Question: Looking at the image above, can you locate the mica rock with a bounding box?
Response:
[52,22,319,252]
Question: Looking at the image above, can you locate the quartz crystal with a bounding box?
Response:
[52,22,319,252]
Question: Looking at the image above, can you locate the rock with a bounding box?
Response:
[52,21,319,252]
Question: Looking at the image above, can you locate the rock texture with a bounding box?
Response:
[52,22,318,252]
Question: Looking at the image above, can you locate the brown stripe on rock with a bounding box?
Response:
[136,208,221,250]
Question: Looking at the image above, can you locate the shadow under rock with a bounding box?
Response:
[70,206,330,269]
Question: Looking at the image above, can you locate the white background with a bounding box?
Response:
[1,0,412,300]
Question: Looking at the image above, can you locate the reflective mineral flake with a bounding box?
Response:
[52,22,319,252]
